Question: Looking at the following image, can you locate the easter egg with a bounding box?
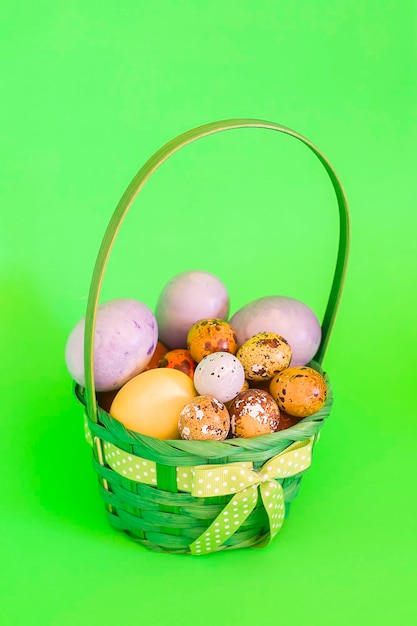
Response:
[65,299,158,391]
[178,395,230,440]
[193,353,245,403]
[155,270,229,349]
[110,368,197,439]
[228,389,280,438]
[236,331,292,381]
[269,366,327,417]
[144,341,168,370]
[159,349,196,379]
[229,296,321,366]
[187,318,238,363]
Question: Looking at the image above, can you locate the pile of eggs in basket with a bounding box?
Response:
[65,270,327,441]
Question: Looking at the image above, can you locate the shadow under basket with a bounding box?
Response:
[76,119,350,555]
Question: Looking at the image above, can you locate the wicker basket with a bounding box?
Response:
[75,119,350,555]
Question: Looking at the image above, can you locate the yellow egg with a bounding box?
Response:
[110,368,197,439]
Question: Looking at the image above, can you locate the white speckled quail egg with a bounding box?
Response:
[193,352,245,403]
[178,395,230,440]
[236,331,292,381]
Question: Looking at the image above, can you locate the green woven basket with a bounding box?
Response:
[76,119,350,555]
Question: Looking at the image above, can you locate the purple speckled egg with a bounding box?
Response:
[229,296,321,367]
[155,270,229,349]
[65,299,158,391]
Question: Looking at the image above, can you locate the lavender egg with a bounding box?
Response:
[65,299,158,391]
[229,296,322,367]
[193,353,245,403]
[155,270,229,349]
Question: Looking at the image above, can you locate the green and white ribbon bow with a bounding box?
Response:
[84,415,313,555]
[184,438,313,555]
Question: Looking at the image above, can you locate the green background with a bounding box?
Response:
[1,1,416,624]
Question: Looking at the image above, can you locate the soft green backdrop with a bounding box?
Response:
[1,1,416,624]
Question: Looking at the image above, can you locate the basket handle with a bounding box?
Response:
[84,119,350,422]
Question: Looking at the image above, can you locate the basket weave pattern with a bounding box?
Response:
[77,367,332,554]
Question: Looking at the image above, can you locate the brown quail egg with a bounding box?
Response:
[228,389,280,438]
[269,366,327,417]
[236,332,292,381]
[178,395,230,440]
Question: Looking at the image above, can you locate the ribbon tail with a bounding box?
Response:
[254,481,286,549]
[189,485,259,555]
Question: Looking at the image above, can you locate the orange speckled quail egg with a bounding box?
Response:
[178,395,230,440]
[269,366,327,417]
[159,348,196,379]
[187,318,238,363]
[228,389,280,438]
[236,332,292,381]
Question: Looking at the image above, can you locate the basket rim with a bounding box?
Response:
[76,361,332,464]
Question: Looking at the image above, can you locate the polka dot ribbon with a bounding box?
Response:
[84,415,313,554]
[84,415,158,484]
[186,438,313,555]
